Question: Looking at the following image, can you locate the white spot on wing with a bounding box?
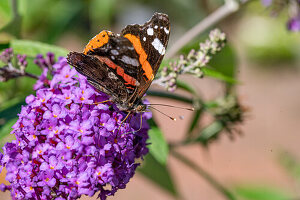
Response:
[151,38,166,55]
[154,25,158,29]
[110,50,119,55]
[143,37,146,41]
[111,56,115,60]
[164,27,169,34]
[108,72,118,79]
[147,28,154,36]
[120,55,139,66]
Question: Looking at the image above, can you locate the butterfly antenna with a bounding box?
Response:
[148,106,176,121]
[145,104,194,111]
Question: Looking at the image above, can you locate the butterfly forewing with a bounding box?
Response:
[121,13,170,99]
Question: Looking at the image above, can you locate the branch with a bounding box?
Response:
[0,65,39,82]
[170,150,237,200]
[166,0,239,59]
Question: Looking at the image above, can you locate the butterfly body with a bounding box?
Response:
[67,13,170,112]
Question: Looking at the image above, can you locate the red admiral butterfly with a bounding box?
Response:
[67,13,170,113]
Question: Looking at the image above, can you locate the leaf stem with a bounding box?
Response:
[24,72,39,80]
[0,64,39,82]
[170,150,237,200]
[166,0,239,59]
[147,90,194,104]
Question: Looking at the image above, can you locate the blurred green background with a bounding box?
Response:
[1,0,300,200]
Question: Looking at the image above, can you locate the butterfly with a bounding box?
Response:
[67,13,170,113]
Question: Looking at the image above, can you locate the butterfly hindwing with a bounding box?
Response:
[67,52,129,103]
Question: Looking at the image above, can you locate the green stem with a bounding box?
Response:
[147,90,194,104]
[170,150,237,200]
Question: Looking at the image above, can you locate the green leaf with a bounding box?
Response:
[196,121,224,145]
[202,68,239,84]
[0,118,17,141]
[186,106,204,137]
[138,153,178,196]
[234,185,291,200]
[10,39,68,58]
[148,125,169,165]
[0,0,12,26]
[0,98,25,130]
[209,45,237,78]
[0,43,9,51]
[176,80,197,95]
[89,0,116,28]
[42,1,82,43]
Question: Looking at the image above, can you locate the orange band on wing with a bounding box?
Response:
[95,56,137,86]
[83,31,111,55]
[123,34,153,80]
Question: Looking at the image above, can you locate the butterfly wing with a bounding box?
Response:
[67,13,170,110]
[67,52,129,103]
[121,12,170,99]
[85,33,142,101]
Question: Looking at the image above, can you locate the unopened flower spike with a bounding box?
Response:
[154,29,226,92]
[208,95,246,140]
[0,48,39,82]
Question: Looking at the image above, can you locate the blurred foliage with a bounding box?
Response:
[278,150,300,183]
[138,153,178,196]
[234,185,292,200]
[238,1,300,66]
[147,119,169,165]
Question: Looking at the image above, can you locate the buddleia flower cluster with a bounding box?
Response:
[154,29,226,92]
[261,0,300,31]
[0,52,150,200]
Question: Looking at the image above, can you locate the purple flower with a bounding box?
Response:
[287,15,300,31]
[0,56,151,200]
[17,54,28,72]
[34,53,56,70]
[0,48,13,64]
[261,0,272,7]
[261,0,300,32]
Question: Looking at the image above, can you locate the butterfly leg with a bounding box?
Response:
[115,111,132,134]
[92,99,112,105]
[122,112,148,135]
